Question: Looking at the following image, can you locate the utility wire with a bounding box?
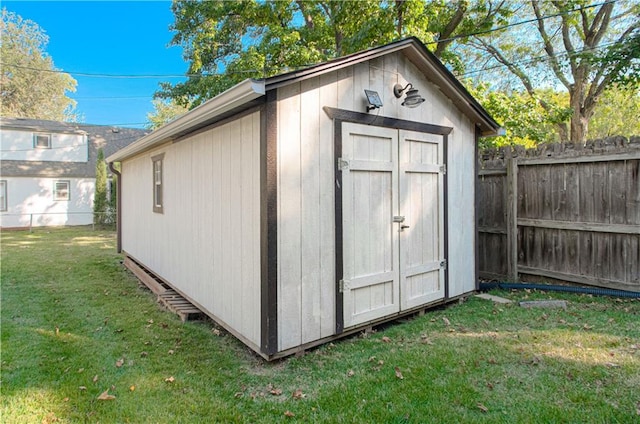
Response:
[0,0,621,81]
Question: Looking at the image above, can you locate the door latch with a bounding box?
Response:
[393,215,405,223]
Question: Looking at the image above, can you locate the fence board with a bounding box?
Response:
[478,137,640,293]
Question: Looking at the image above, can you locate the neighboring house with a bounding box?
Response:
[107,37,501,359]
[0,118,147,228]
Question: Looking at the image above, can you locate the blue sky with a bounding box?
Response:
[4,1,187,128]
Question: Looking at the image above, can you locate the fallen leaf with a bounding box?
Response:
[636,401,640,415]
[93,375,99,383]
[381,336,391,343]
[147,319,154,324]
[486,382,494,390]
[77,368,84,373]
[270,388,282,396]
[63,397,69,402]
[212,329,221,336]
[442,317,451,326]
[292,389,305,399]
[129,385,135,392]
[97,389,116,400]
[168,349,175,355]
[394,366,404,380]
[284,411,295,417]
[378,360,384,366]
[140,352,148,357]
[477,403,488,413]
[78,386,87,391]
[115,358,124,368]
[347,370,355,377]
[165,376,175,383]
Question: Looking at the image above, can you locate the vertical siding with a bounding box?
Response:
[121,112,262,347]
[277,52,478,350]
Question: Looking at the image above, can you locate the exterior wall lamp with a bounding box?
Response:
[393,83,425,108]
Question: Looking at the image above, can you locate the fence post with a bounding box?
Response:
[29,214,33,233]
[506,154,519,282]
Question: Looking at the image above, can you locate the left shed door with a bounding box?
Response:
[341,123,400,328]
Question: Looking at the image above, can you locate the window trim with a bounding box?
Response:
[53,180,70,201]
[33,133,52,149]
[0,180,7,212]
[151,153,165,213]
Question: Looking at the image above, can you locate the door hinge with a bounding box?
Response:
[439,164,446,175]
[440,259,447,270]
[337,158,349,170]
[339,279,350,292]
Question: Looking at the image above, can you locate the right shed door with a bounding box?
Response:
[398,130,446,310]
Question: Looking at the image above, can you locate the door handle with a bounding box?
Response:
[400,224,410,230]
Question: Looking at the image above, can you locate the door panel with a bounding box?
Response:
[399,130,445,309]
[342,123,399,328]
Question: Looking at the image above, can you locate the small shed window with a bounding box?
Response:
[34,133,52,149]
[152,154,164,213]
[54,180,70,201]
[0,180,7,211]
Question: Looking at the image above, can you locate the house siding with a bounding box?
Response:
[0,177,95,228]
[121,112,262,347]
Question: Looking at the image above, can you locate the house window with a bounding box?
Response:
[152,154,164,213]
[0,181,7,211]
[34,133,52,149]
[53,180,70,201]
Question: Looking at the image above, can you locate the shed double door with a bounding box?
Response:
[341,123,445,328]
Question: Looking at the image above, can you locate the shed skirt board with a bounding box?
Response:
[340,123,446,329]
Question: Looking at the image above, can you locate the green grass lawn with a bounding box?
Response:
[1,228,639,423]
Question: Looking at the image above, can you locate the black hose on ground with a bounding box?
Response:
[479,282,640,299]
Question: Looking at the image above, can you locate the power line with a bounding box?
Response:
[0,0,621,80]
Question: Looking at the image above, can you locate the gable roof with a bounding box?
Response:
[108,37,500,163]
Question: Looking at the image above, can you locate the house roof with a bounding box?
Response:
[107,37,501,163]
[1,117,148,178]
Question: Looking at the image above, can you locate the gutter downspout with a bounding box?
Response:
[108,162,122,253]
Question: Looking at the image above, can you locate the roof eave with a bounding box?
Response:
[107,79,266,162]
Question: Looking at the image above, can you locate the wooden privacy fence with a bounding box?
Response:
[478,136,640,293]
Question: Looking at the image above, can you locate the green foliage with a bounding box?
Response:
[158,0,511,106]
[471,84,572,149]
[93,149,108,225]
[0,8,78,121]
[146,99,190,129]
[588,85,640,139]
[2,228,639,422]
[468,0,639,142]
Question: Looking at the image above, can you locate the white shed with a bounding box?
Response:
[107,38,500,359]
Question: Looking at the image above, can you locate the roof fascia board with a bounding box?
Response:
[0,124,87,135]
[402,46,501,134]
[107,79,266,162]
[265,42,412,90]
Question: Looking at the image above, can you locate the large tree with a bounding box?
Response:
[468,0,639,143]
[157,0,511,107]
[0,8,78,121]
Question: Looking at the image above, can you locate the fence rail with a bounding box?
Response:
[478,136,640,293]
[0,212,115,232]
